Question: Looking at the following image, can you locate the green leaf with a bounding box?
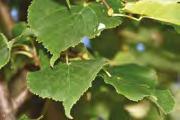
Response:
[27,51,106,118]
[125,0,180,26]
[103,64,157,101]
[103,64,175,113]
[28,0,121,66]
[0,33,10,69]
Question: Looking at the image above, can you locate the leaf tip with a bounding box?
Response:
[50,55,59,67]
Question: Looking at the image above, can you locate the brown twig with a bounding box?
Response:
[0,0,14,38]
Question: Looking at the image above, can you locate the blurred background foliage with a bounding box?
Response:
[0,0,179,120]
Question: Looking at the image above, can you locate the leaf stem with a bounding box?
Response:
[66,52,70,65]
[13,51,34,58]
[100,0,114,16]
[103,68,112,77]
[112,13,142,21]
[101,0,111,9]
[66,0,71,9]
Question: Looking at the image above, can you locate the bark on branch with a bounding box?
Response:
[0,77,15,120]
[13,88,32,114]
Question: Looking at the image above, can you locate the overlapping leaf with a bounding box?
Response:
[0,33,10,69]
[27,51,106,118]
[125,0,180,26]
[28,0,122,66]
[103,64,175,113]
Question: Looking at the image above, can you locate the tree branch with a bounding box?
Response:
[9,69,33,115]
[12,88,32,114]
[0,76,15,120]
[0,0,14,38]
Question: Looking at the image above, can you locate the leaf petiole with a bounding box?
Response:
[103,68,112,77]
[112,13,142,22]
[66,0,71,9]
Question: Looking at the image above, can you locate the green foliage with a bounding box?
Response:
[0,0,179,119]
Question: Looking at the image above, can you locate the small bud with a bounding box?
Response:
[108,8,114,16]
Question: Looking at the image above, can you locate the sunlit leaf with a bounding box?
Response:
[125,0,180,25]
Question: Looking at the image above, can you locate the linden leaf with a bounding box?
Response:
[27,51,106,118]
[28,0,122,66]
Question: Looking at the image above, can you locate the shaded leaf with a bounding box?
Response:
[103,64,175,113]
[0,33,10,69]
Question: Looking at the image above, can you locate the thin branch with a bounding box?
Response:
[0,0,14,38]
